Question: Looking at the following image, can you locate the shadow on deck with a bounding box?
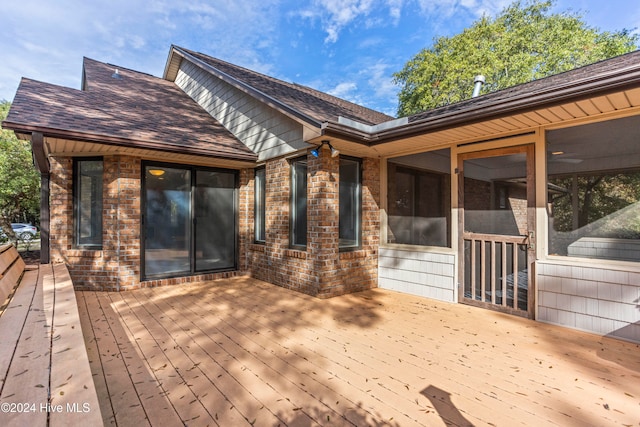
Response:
[77,276,640,426]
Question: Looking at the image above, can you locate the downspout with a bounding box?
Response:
[31,132,50,264]
[472,75,485,98]
[116,157,121,292]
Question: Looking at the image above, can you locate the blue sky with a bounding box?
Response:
[1,0,638,116]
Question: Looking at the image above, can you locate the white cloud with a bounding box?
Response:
[300,0,510,45]
[0,0,284,101]
[300,0,387,43]
[387,0,404,25]
[327,81,358,98]
[414,0,508,19]
[364,61,398,100]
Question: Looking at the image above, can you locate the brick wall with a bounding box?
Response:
[245,151,380,298]
[50,156,114,289]
[51,155,248,291]
[51,150,379,297]
[50,157,73,262]
[103,156,141,290]
[50,156,142,290]
[238,168,252,273]
[245,157,316,294]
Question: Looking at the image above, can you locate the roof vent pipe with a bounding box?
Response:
[472,75,485,98]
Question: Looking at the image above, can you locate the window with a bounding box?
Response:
[339,157,361,249]
[387,149,451,247]
[290,157,308,248]
[255,167,266,243]
[547,116,640,262]
[74,158,103,248]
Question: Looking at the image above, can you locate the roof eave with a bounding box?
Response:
[324,63,640,146]
[170,46,324,131]
[1,121,258,163]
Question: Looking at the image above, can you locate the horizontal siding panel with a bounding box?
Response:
[537,260,640,343]
[175,60,305,160]
[379,248,455,303]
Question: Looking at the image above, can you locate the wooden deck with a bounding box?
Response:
[77,276,640,426]
[0,244,102,427]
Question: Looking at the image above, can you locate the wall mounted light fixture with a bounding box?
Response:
[311,140,340,158]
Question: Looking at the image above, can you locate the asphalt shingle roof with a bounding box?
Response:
[407,49,640,124]
[3,57,257,161]
[178,47,394,126]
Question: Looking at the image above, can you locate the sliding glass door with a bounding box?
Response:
[143,163,237,279]
[144,166,191,277]
[194,170,236,271]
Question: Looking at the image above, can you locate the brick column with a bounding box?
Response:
[49,157,73,263]
[308,150,340,297]
[238,168,252,272]
[104,156,141,290]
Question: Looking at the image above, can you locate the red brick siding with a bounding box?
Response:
[51,155,141,290]
[52,155,250,291]
[308,150,340,297]
[52,150,379,297]
[246,152,379,298]
[238,168,251,273]
[247,157,315,294]
[50,157,73,260]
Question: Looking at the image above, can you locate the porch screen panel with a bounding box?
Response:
[195,170,236,271]
[547,116,640,262]
[144,166,191,277]
[387,149,451,247]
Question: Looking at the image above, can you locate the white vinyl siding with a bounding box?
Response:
[175,60,309,161]
[378,248,456,302]
[537,261,640,343]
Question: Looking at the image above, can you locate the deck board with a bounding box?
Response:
[126,288,288,426]
[85,291,153,426]
[77,276,640,427]
[0,268,40,390]
[76,291,117,426]
[0,265,49,427]
[118,290,243,426]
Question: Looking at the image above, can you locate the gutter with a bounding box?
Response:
[169,46,324,131]
[31,132,50,264]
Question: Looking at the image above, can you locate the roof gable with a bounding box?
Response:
[169,46,394,127]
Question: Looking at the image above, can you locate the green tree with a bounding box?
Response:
[0,101,40,241]
[393,0,639,116]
